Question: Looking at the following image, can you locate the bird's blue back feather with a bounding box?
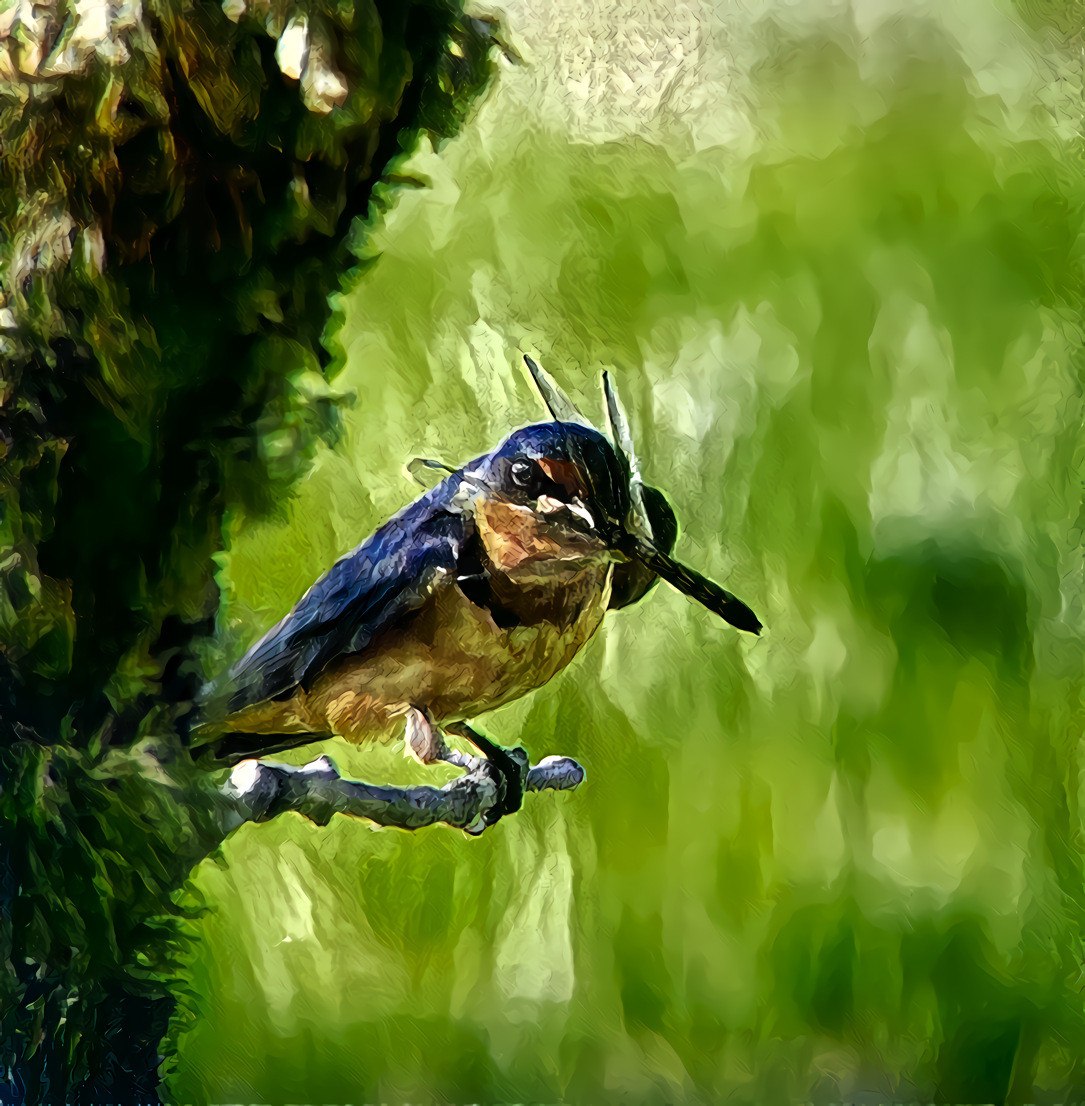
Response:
[209,476,466,715]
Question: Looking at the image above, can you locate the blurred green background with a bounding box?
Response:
[168,0,1085,1101]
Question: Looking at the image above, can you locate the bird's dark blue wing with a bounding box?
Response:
[205,500,465,717]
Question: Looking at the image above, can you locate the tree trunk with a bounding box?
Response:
[0,1,492,1098]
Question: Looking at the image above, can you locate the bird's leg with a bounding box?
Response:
[403,706,484,772]
[403,707,450,766]
[403,708,526,824]
[443,720,527,818]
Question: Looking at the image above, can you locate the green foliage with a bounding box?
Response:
[171,3,1085,1101]
[0,742,223,1095]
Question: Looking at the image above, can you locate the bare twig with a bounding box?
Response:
[219,749,586,835]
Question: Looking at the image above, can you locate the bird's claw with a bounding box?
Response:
[481,743,528,823]
[443,721,528,824]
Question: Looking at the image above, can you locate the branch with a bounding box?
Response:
[219,749,585,835]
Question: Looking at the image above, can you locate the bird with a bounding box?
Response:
[192,357,761,814]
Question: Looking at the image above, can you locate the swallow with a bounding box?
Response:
[193,358,760,815]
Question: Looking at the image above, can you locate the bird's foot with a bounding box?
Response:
[402,709,526,827]
[443,721,528,822]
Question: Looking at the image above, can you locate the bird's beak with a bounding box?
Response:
[536,493,596,532]
[535,494,640,564]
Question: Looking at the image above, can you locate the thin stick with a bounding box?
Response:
[220,751,585,835]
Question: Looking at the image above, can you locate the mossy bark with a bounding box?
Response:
[0,0,492,1098]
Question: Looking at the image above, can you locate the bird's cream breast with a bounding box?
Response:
[304,562,613,741]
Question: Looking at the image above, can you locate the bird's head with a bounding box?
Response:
[466,356,761,633]
[467,421,635,571]
[413,355,759,631]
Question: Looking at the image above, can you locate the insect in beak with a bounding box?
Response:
[627,538,762,634]
[599,365,762,635]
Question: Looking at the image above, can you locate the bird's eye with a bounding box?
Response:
[510,459,534,488]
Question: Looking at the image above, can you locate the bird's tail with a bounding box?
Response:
[188,686,332,767]
[192,728,323,768]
